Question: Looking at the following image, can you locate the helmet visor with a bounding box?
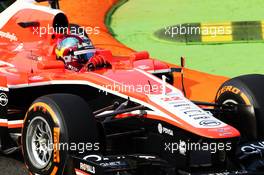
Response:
[74,49,96,64]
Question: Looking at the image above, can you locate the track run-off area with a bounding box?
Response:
[110,0,264,77]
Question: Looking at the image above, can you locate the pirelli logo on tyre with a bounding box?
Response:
[217,86,241,98]
[53,127,60,163]
[216,85,251,105]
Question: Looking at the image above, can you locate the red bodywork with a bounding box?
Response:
[0,1,239,139]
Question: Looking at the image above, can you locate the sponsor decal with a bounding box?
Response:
[173,103,190,107]
[75,169,91,175]
[138,155,156,159]
[137,65,150,70]
[149,93,226,128]
[157,123,174,136]
[82,155,155,169]
[184,109,205,117]
[193,116,210,120]
[83,155,128,168]
[0,30,17,42]
[161,96,183,102]
[0,92,8,106]
[29,76,44,81]
[241,141,264,155]
[199,120,221,127]
[158,123,163,134]
[84,155,156,162]
[80,162,95,174]
[100,161,123,167]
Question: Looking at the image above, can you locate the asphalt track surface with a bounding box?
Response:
[0,152,27,175]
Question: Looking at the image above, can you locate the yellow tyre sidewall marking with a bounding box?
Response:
[50,166,58,175]
[26,102,59,125]
[53,127,60,163]
[217,85,251,105]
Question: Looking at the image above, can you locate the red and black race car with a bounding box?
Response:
[1,0,264,175]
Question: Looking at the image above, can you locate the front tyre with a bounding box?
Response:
[22,94,102,175]
[216,74,264,140]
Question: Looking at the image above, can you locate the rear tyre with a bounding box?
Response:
[22,94,102,175]
[216,74,264,140]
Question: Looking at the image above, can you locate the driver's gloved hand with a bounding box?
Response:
[87,55,108,71]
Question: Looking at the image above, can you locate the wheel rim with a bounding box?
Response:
[222,99,238,105]
[222,98,250,139]
[222,99,239,126]
[26,116,53,169]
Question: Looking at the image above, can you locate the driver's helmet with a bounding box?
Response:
[55,35,95,71]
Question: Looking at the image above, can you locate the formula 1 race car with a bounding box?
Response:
[1,0,264,175]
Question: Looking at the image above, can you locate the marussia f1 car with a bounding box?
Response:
[1,0,264,175]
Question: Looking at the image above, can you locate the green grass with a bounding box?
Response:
[110,0,264,77]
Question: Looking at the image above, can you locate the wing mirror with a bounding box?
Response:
[17,21,40,28]
[35,0,59,9]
